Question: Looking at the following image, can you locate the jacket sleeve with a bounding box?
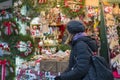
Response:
[60,41,91,80]
[62,51,75,73]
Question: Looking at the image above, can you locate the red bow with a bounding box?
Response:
[3,22,12,35]
[0,59,9,80]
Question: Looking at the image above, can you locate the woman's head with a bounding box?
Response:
[66,20,85,34]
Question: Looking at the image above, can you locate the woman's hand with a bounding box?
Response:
[54,76,61,80]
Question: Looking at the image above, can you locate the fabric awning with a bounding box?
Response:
[0,0,12,10]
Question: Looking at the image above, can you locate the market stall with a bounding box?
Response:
[1,0,120,79]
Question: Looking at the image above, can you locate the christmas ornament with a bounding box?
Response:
[16,41,33,56]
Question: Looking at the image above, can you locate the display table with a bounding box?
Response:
[40,60,69,73]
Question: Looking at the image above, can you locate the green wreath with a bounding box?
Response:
[60,0,85,18]
[0,19,20,41]
[4,34,35,60]
[14,34,35,60]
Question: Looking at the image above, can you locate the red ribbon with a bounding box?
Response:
[3,22,12,35]
[0,60,7,80]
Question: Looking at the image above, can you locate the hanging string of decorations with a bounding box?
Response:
[60,0,85,18]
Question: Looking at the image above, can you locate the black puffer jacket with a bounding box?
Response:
[60,36,98,80]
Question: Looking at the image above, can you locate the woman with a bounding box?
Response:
[54,20,98,80]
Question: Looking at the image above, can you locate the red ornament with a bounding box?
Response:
[1,10,6,15]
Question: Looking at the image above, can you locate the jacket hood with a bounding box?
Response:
[72,36,98,52]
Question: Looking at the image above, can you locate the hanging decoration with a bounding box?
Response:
[86,6,99,18]
[60,0,85,18]
[0,21,19,39]
[13,35,35,59]
[0,59,15,80]
[16,41,32,56]
[13,8,31,24]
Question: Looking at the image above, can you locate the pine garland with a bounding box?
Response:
[60,0,85,18]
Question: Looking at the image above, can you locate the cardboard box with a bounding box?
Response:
[57,61,68,73]
[40,60,68,73]
[40,60,57,73]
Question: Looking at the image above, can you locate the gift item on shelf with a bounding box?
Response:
[30,24,43,39]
